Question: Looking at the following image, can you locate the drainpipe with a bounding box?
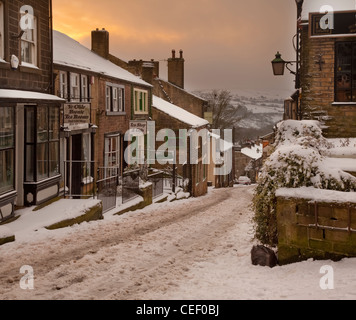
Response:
[49,0,54,94]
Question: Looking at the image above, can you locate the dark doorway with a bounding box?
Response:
[70,134,82,197]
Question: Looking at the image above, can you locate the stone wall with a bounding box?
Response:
[277,196,356,265]
[300,25,356,138]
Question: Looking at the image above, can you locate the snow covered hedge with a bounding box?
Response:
[253,120,356,247]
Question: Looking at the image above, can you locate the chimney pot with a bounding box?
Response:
[172,50,176,59]
[179,50,183,59]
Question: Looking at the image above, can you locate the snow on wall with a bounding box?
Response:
[276,186,356,204]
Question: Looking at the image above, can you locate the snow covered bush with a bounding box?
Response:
[253,120,356,247]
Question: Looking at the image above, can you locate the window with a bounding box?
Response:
[106,86,111,112]
[106,83,125,113]
[81,75,89,103]
[21,15,37,67]
[0,2,4,61]
[134,89,148,114]
[0,107,15,194]
[25,106,60,182]
[335,42,356,102]
[104,134,121,171]
[59,71,68,99]
[70,73,80,102]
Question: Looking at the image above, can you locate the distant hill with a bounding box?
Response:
[197,88,292,142]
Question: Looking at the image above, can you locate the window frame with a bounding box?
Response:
[25,105,60,183]
[0,1,4,61]
[104,134,121,175]
[335,41,356,103]
[81,74,89,103]
[59,71,68,100]
[106,83,125,114]
[0,106,15,195]
[70,73,80,102]
[134,89,148,114]
[20,14,37,67]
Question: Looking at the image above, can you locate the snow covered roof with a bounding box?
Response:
[302,0,355,21]
[0,89,65,102]
[152,95,209,128]
[241,144,263,160]
[53,30,151,87]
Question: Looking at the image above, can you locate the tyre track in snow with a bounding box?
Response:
[0,186,254,300]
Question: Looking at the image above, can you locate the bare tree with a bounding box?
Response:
[199,89,242,130]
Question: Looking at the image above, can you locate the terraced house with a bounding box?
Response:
[0,0,64,221]
[53,30,152,202]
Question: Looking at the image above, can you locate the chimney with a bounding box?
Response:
[141,62,155,85]
[91,28,109,59]
[168,49,185,89]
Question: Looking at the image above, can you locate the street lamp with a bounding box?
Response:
[271,52,296,76]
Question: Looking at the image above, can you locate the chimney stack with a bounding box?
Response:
[168,49,185,89]
[91,28,109,59]
[141,62,155,85]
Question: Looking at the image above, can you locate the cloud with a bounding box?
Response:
[52,0,297,92]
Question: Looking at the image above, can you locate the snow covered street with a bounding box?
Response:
[1,186,356,300]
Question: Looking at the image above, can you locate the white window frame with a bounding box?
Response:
[59,71,68,100]
[106,83,125,114]
[112,87,119,112]
[0,2,4,61]
[134,89,148,114]
[81,75,89,103]
[104,134,121,171]
[106,86,111,112]
[20,15,37,67]
[70,73,80,102]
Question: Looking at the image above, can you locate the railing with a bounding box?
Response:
[122,169,140,204]
[97,166,121,213]
[148,171,164,199]
[63,160,96,198]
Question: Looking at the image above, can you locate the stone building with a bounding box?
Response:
[286,0,356,138]
[0,0,64,221]
[53,30,152,197]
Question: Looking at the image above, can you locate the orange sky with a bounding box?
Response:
[52,0,297,94]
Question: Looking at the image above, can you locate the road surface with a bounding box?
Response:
[0,186,255,300]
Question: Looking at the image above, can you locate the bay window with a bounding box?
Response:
[25,106,60,182]
[0,107,15,194]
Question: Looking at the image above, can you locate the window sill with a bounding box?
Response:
[106,111,126,116]
[0,60,10,69]
[19,63,42,75]
[332,102,356,106]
